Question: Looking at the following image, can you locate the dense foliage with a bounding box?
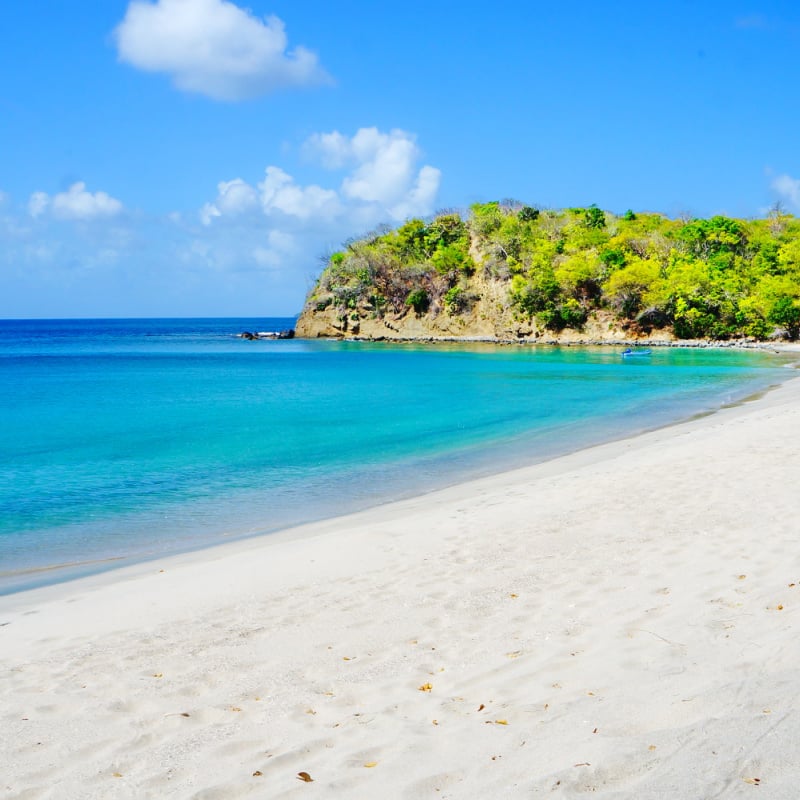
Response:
[306,202,800,339]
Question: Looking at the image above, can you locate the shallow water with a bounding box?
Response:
[0,318,793,593]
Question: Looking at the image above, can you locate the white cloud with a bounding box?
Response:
[199,203,221,226]
[389,165,442,221]
[341,129,421,205]
[114,0,329,101]
[30,183,124,221]
[303,130,351,169]
[259,167,341,220]
[772,174,800,210]
[28,191,50,218]
[0,127,441,316]
[303,127,442,219]
[189,127,442,299]
[201,170,341,224]
[200,177,260,225]
[216,178,259,214]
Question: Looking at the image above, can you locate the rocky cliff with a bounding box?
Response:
[295,203,800,343]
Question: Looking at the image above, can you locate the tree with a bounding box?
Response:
[603,258,660,318]
[305,202,800,342]
[768,295,800,337]
[584,204,606,229]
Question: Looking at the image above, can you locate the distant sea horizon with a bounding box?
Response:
[0,317,794,595]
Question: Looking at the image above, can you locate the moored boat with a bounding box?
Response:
[622,348,652,357]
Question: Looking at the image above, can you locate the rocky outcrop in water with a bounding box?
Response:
[239,329,295,340]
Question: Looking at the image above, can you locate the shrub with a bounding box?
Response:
[444,287,478,313]
[557,298,588,328]
[519,206,539,222]
[431,244,475,276]
[538,299,587,330]
[405,288,430,314]
[444,287,464,312]
[584,204,606,229]
[599,248,626,270]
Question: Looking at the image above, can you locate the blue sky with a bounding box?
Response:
[1,0,799,318]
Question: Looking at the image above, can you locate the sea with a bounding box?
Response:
[0,317,795,594]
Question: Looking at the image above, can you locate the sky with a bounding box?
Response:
[1,0,799,318]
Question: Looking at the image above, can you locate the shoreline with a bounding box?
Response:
[3,351,795,598]
[3,375,800,796]
[3,372,795,608]
[303,333,800,352]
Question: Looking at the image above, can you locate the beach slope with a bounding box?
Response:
[3,378,800,798]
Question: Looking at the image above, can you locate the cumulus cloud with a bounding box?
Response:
[200,169,342,224]
[200,178,259,224]
[388,165,442,222]
[1,128,441,316]
[28,183,124,221]
[192,127,441,295]
[772,174,800,210]
[201,128,441,227]
[114,0,330,101]
[302,127,443,219]
[203,127,440,224]
[259,167,341,220]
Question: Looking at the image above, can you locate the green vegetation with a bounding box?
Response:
[304,202,800,340]
[405,288,429,314]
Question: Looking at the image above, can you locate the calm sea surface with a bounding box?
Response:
[0,317,794,593]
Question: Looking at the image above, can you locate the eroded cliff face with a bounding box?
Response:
[295,306,667,343]
[296,272,506,339]
[295,272,666,343]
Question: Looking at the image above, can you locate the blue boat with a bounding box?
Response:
[622,348,652,358]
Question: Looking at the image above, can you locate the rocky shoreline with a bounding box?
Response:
[236,321,795,354]
[318,334,788,352]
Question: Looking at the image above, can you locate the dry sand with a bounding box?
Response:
[3,376,800,799]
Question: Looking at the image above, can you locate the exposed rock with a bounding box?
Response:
[769,327,790,341]
[238,329,295,340]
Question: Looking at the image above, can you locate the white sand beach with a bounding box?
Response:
[3,375,800,799]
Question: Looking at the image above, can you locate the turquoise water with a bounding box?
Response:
[0,318,794,594]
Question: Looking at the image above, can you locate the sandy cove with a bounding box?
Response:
[3,377,800,799]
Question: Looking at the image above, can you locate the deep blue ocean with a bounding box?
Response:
[0,317,793,594]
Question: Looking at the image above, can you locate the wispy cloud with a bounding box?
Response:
[114,0,331,101]
[735,13,770,30]
[772,173,800,209]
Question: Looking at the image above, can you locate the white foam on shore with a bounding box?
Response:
[2,377,800,797]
